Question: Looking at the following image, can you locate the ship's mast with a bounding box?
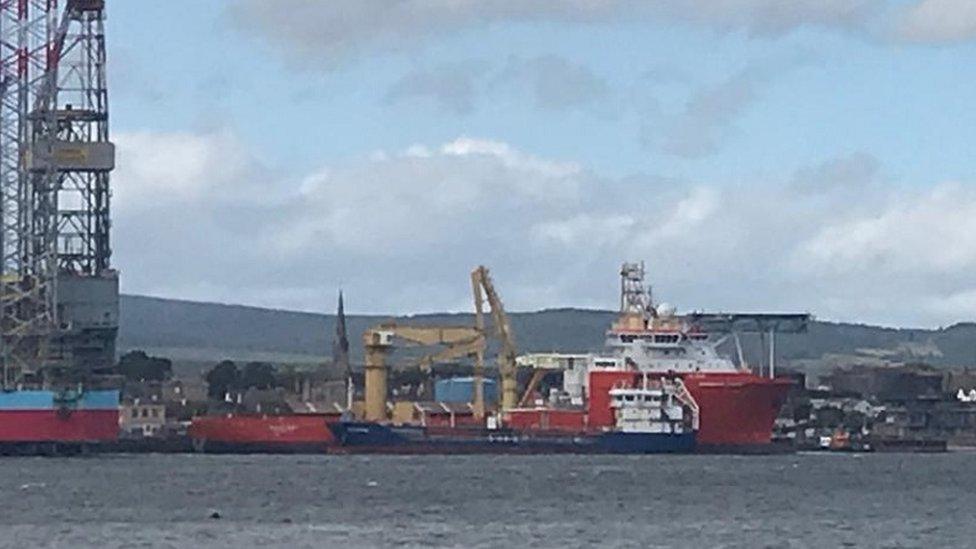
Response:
[619,261,653,321]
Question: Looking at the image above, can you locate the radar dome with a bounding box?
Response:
[656,303,676,317]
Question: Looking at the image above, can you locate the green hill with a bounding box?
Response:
[118,295,976,372]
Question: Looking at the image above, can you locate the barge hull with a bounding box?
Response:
[329,422,695,455]
[188,414,337,454]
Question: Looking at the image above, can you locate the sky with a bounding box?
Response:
[104,0,976,328]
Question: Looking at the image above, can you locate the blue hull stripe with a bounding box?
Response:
[0,390,119,411]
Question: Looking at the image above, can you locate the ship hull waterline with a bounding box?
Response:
[329,422,696,455]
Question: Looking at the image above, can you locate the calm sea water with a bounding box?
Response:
[1,452,974,548]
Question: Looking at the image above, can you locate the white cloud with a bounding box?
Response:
[784,182,976,324]
[494,55,609,110]
[925,289,976,320]
[229,1,976,72]
[662,0,879,36]
[791,151,881,193]
[228,0,623,69]
[532,214,636,248]
[531,186,721,268]
[113,129,261,209]
[656,68,767,158]
[896,0,976,43]
[654,187,719,238]
[793,182,976,275]
[384,60,489,114]
[112,132,976,327]
[382,54,610,117]
[440,137,582,179]
[230,1,884,68]
[267,137,585,258]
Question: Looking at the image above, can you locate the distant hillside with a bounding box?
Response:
[118,295,976,372]
[118,296,614,366]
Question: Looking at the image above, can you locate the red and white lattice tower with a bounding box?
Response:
[0,0,117,387]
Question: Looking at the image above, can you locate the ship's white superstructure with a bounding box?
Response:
[605,322,739,374]
[609,376,697,434]
[606,262,741,374]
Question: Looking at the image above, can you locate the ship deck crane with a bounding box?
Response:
[471,266,518,412]
[362,323,485,422]
[360,265,518,421]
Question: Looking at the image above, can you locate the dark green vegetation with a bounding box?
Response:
[204,360,239,399]
[118,295,976,371]
[117,350,172,382]
[203,360,279,399]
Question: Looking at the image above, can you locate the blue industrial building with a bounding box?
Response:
[434,377,498,404]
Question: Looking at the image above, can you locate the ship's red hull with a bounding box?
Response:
[0,410,119,443]
[587,370,790,449]
[188,371,789,453]
[188,414,337,453]
[682,372,792,447]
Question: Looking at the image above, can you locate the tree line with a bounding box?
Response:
[204,360,278,399]
[115,350,281,400]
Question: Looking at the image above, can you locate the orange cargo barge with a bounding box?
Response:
[188,413,339,453]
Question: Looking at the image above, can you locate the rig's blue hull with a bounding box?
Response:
[328,422,696,455]
[0,389,119,451]
[0,389,119,411]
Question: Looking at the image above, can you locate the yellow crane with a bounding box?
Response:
[362,323,485,422]
[471,266,518,412]
[360,265,518,422]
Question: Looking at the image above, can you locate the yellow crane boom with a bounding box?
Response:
[361,323,486,422]
[379,325,483,350]
[360,266,518,421]
[471,265,518,412]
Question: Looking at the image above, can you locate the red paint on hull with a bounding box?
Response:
[0,410,119,442]
[585,370,791,447]
[188,414,337,448]
[505,408,588,432]
[682,373,792,446]
[588,370,638,428]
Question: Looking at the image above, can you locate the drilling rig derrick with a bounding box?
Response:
[0,0,117,388]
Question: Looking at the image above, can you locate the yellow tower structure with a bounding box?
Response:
[361,324,485,422]
[363,329,393,422]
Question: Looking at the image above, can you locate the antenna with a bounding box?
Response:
[619,261,651,319]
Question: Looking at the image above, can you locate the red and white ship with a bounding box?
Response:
[513,262,805,452]
[188,262,805,454]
